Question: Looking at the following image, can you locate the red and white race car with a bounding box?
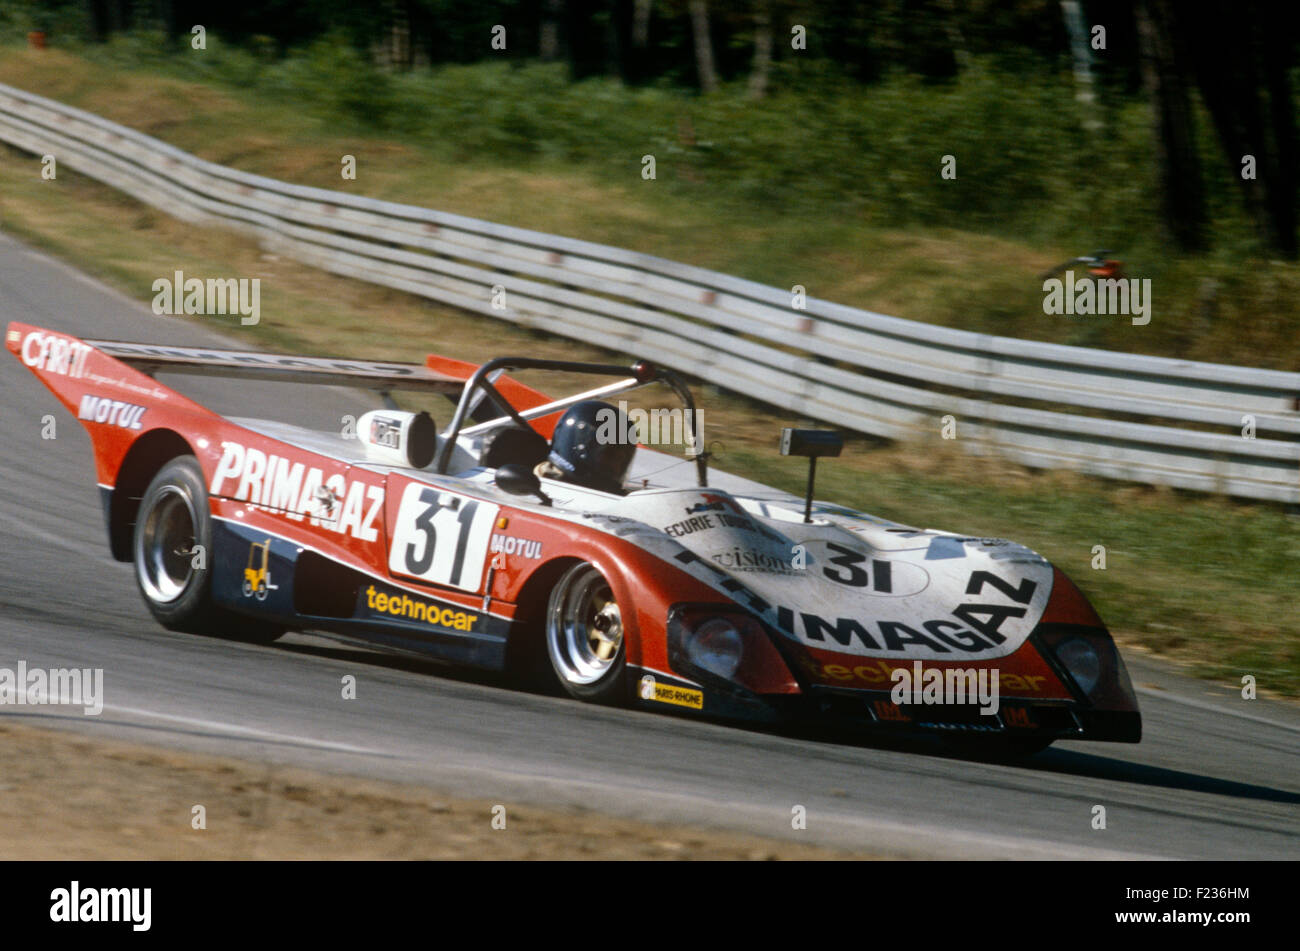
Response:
[8,321,1140,755]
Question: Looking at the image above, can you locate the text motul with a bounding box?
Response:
[78,395,145,430]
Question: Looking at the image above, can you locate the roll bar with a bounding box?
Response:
[432,357,707,487]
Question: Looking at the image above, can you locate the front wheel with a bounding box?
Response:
[545,562,626,703]
[133,455,282,644]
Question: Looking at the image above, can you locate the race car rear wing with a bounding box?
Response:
[84,339,464,395]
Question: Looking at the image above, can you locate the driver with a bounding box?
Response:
[535,399,638,494]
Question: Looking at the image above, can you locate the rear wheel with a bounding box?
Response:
[545,562,626,703]
[133,456,282,644]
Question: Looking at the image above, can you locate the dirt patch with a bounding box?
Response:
[0,720,868,859]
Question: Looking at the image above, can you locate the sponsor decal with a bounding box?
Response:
[780,609,1002,654]
[873,699,910,722]
[79,372,169,402]
[210,441,384,542]
[489,533,542,559]
[709,546,798,575]
[241,538,278,600]
[638,675,703,710]
[95,341,422,378]
[21,331,91,378]
[921,721,1001,733]
[364,584,478,632]
[369,415,403,449]
[685,493,744,516]
[77,394,145,430]
[1003,706,1037,729]
[664,514,717,537]
[665,494,785,542]
[819,659,1048,693]
[775,569,1043,658]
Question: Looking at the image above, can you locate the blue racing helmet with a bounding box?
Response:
[547,400,637,492]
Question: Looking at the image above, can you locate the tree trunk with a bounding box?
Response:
[1135,0,1208,253]
[611,0,640,84]
[85,0,110,41]
[1173,0,1297,257]
[1257,16,1298,258]
[1059,1,1098,131]
[107,0,128,33]
[940,0,970,70]
[633,0,652,48]
[688,0,718,93]
[540,0,561,61]
[566,0,605,80]
[747,0,773,100]
[388,3,411,71]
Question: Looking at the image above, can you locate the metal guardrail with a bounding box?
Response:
[2,81,1297,503]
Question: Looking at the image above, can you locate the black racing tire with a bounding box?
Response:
[132,455,283,644]
[544,562,626,703]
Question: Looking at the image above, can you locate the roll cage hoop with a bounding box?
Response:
[433,357,707,487]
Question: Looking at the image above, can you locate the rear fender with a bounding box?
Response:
[7,322,225,557]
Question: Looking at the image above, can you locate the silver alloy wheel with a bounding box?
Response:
[546,564,624,686]
[135,484,198,604]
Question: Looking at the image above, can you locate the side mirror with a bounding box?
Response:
[779,428,843,459]
[495,464,551,505]
[779,428,843,523]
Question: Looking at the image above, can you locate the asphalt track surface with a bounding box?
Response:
[1,230,1297,859]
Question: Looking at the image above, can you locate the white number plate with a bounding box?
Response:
[387,483,499,591]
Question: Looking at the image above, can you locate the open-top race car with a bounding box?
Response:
[8,321,1140,755]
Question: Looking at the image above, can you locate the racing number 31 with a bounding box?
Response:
[388,483,499,591]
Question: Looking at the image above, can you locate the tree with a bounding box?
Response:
[747,0,773,99]
[1184,4,1298,258]
[565,0,606,79]
[540,0,562,60]
[688,0,718,92]
[1136,0,1208,252]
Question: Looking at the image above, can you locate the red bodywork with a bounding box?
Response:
[7,321,1139,742]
